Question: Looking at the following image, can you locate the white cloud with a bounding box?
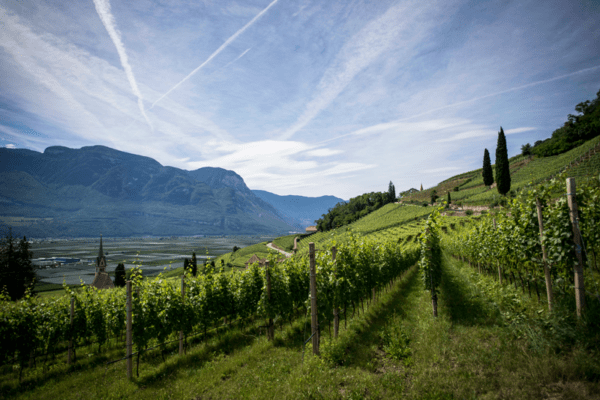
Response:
[435,129,495,143]
[185,139,373,195]
[434,125,538,143]
[4,144,17,149]
[505,127,536,135]
[304,148,342,157]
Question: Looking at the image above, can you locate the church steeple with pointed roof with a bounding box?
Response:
[420,183,423,191]
[92,235,114,289]
[96,235,106,274]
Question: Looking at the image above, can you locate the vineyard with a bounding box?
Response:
[3,142,600,398]
[1,233,419,384]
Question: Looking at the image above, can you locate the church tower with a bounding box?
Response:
[92,235,114,289]
[96,234,106,275]
[420,183,423,191]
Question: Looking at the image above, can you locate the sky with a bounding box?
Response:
[1,0,599,199]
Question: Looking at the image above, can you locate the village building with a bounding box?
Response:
[91,235,114,289]
[305,226,317,233]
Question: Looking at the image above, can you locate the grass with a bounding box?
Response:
[402,136,600,207]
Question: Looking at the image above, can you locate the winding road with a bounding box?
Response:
[266,242,293,258]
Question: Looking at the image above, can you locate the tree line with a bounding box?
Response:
[522,89,600,157]
[315,181,396,231]
[0,228,36,301]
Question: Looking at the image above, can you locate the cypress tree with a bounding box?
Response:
[482,149,494,187]
[191,252,198,277]
[447,191,451,205]
[495,127,511,195]
[114,263,126,287]
[388,181,396,203]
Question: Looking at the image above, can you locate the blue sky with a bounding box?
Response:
[1,0,599,199]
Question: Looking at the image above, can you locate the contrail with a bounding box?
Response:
[93,0,153,131]
[398,64,600,123]
[151,0,279,108]
[317,64,600,145]
[221,48,252,70]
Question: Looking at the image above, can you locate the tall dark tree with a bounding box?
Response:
[430,190,438,205]
[183,258,190,273]
[447,191,451,205]
[191,252,198,277]
[495,127,511,195]
[482,148,494,187]
[388,181,396,203]
[114,263,126,287]
[0,229,36,300]
[521,143,532,157]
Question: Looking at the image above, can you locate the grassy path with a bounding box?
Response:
[5,255,599,399]
[399,253,599,399]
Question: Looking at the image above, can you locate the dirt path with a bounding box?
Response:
[266,242,293,258]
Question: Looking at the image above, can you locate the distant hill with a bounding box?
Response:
[400,135,600,207]
[252,190,345,229]
[0,145,296,238]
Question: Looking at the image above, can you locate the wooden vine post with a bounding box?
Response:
[332,246,339,339]
[536,197,554,313]
[309,243,319,355]
[68,297,74,365]
[566,178,586,317]
[493,219,503,284]
[126,280,133,379]
[266,261,274,341]
[179,275,185,354]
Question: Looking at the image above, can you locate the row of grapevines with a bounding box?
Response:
[0,284,126,368]
[1,235,418,369]
[443,176,600,312]
[418,206,443,317]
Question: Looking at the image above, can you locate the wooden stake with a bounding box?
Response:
[536,197,553,312]
[68,297,74,365]
[493,219,503,284]
[309,243,319,355]
[266,261,274,341]
[566,178,586,317]
[179,275,185,354]
[126,281,133,379]
[332,246,339,339]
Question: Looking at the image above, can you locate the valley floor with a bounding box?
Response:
[4,254,599,400]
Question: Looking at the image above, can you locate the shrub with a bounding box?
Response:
[480,210,488,215]
[465,209,473,216]
[454,186,459,192]
[380,318,412,364]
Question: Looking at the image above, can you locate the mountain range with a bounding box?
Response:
[252,190,344,228]
[0,145,342,238]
